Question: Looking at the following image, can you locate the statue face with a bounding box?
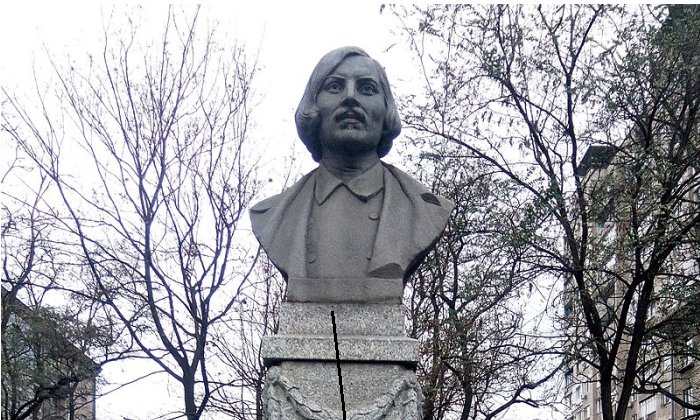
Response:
[316,55,387,158]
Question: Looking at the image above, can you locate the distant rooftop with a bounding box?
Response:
[576,145,616,176]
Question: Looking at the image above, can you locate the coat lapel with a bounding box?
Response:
[368,164,454,280]
[250,171,316,279]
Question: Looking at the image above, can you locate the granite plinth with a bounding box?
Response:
[278,302,404,336]
[261,293,423,418]
[287,277,403,304]
[262,335,418,366]
[264,362,421,418]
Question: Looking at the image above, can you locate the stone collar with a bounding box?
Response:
[314,162,384,205]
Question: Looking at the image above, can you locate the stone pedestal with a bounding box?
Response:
[262,300,423,419]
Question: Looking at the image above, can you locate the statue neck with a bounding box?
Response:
[320,152,380,182]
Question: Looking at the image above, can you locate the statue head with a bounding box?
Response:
[295,46,401,162]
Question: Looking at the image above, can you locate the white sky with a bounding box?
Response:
[1,3,554,419]
[1,3,417,181]
[0,3,421,419]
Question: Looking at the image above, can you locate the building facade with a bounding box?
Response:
[1,289,98,420]
[564,146,699,420]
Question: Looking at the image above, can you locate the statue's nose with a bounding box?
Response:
[345,83,357,99]
[341,82,360,106]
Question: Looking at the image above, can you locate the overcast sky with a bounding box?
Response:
[1,4,422,418]
[1,3,418,180]
[1,4,556,419]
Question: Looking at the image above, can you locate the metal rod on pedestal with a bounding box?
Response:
[331,311,347,419]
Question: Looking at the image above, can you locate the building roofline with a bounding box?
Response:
[2,286,100,373]
[576,145,617,177]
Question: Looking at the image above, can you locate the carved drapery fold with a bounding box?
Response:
[263,366,422,420]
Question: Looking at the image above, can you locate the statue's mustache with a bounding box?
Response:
[334,108,366,124]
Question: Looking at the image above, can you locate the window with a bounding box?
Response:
[647,299,659,318]
[574,385,582,404]
[663,355,672,372]
[642,361,657,382]
[678,342,694,370]
[679,337,695,370]
[684,388,694,418]
[565,370,574,387]
[663,386,671,405]
[564,301,573,317]
[640,396,656,418]
[596,397,602,414]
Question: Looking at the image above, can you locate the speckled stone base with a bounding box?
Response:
[263,362,421,418]
[262,302,423,419]
[277,302,405,336]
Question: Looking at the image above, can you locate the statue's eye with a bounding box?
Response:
[324,80,343,94]
[359,83,379,95]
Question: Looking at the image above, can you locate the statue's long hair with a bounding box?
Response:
[295,46,402,162]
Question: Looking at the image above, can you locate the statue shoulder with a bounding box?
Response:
[250,169,317,214]
[382,163,455,212]
[250,194,280,213]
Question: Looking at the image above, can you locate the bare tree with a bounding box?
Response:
[392,4,699,420]
[403,146,564,419]
[3,6,263,419]
[208,256,285,419]
[2,157,129,420]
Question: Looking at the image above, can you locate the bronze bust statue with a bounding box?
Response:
[250,46,453,302]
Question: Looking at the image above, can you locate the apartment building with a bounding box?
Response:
[564,145,699,420]
[2,288,99,420]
